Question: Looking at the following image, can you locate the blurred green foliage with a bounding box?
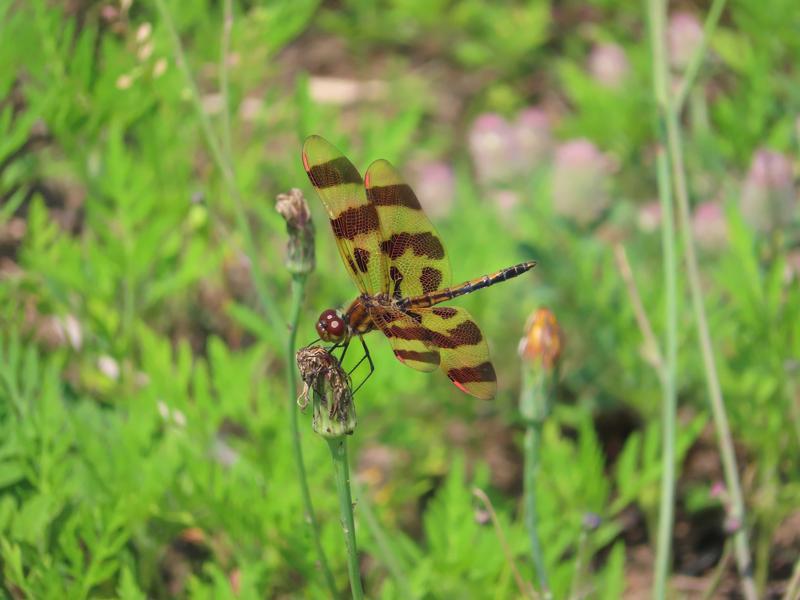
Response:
[1,0,799,597]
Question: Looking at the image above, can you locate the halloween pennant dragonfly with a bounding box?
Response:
[302,135,535,400]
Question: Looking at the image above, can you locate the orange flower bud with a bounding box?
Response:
[519,307,563,370]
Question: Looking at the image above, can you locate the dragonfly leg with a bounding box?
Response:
[328,339,350,364]
[350,336,374,396]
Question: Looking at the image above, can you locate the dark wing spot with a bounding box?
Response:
[353,248,370,273]
[331,204,381,240]
[368,184,422,209]
[394,349,439,365]
[448,320,483,345]
[420,267,443,293]
[386,324,430,341]
[429,320,483,348]
[432,307,458,319]
[380,232,445,260]
[447,361,496,383]
[307,157,362,188]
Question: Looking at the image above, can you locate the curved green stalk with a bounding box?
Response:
[646,0,757,595]
[326,436,364,600]
[520,368,551,599]
[287,276,338,596]
[646,0,680,595]
[352,479,414,599]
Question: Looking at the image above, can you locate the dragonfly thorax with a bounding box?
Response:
[316,308,348,342]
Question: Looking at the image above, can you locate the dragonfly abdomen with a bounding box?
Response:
[406,261,536,308]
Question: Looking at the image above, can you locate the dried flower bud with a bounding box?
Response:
[297,346,356,437]
[691,201,727,251]
[668,12,703,70]
[740,148,796,234]
[519,308,563,370]
[276,188,315,275]
[552,139,614,226]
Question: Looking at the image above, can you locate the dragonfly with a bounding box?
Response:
[302,135,535,400]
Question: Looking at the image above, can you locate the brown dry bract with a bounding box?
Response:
[296,345,352,418]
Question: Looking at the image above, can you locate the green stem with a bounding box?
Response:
[154,0,284,341]
[326,436,364,600]
[645,0,679,595]
[352,479,414,599]
[520,368,551,599]
[664,80,758,600]
[287,276,338,597]
[673,0,727,114]
[654,10,758,600]
[219,0,233,161]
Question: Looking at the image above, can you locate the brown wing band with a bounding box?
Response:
[447,361,497,384]
[306,157,362,188]
[368,184,422,209]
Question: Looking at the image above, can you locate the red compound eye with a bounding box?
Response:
[316,309,345,341]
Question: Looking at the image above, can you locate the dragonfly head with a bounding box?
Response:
[316,309,347,342]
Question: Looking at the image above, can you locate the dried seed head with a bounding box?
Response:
[296,346,356,437]
[519,307,563,371]
[276,188,315,275]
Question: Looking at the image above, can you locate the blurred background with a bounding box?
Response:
[0,0,799,597]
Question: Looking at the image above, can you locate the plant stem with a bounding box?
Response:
[673,0,727,114]
[520,369,551,599]
[646,0,679,595]
[473,488,538,600]
[154,0,284,341]
[649,0,757,593]
[326,436,364,600]
[352,479,415,599]
[664,81,758,600]
[613,243,666,381]
[287,276,338,597]
[219,0,233,161]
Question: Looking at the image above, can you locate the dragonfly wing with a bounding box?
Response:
[302,136,388,295]
[370,306,440,372]
[364,159,452,299]
[418,306,497,400]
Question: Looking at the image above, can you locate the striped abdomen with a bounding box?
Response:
[404,261,536,309]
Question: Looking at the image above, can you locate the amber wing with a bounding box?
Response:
[364,159,452,300]
[370,305,441,373]
[302,136,388,296]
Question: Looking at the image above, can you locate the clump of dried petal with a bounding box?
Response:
[519,307,563,371]
[588,43,630,89]
[296,345,356,437]
[552,139,615,226]
[691,201,728,251]
[740,148,796,234]
[276,188,315,275]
